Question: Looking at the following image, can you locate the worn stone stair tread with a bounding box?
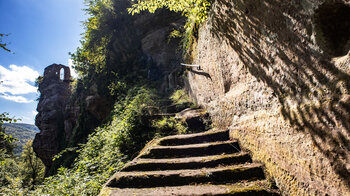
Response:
[154,140,238,149]
[101,180,279,196]
[106,163,265,188]
[139,140,241,158]
[123,152,252,171]
[100,127,280,195]
[158,129,230,146]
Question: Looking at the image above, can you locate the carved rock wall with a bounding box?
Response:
[187,0,350,195]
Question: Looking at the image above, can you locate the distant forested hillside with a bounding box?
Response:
[3,123,39,155]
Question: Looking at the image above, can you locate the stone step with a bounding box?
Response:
[123,152,252,171]
[101,180,279,196]
[106,163,265,188]
[139,140,241,159]
[158,129,230,146]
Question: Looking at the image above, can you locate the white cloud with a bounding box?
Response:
[0,64,39,103]
[21,116,31,121]
[32,110,38,116]
[0,93,33,103]
[68,59,78,79]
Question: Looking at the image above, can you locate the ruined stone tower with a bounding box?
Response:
[33,64,71,174]
[41,64,71,82]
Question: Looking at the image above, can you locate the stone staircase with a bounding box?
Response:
[100,129,280,195]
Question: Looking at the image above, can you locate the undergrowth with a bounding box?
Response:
[171,89,196,106]
[31,86,191,195]
[22,0,208,194]
[31,87,152,195]
[153,117,188,136]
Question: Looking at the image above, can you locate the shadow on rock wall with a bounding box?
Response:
[210,0,350,187]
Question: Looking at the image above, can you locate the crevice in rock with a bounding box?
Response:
[314,2,350,57]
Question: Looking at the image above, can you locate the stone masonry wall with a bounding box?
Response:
[187,0,350,195]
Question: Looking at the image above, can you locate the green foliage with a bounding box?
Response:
[2,123,39,156]
[32,86,160,195]
[0,140,44,195]
[0,33,12,53]
[0,113,19,155]
[129,0,211,55]
[20,140,45,189]
[69,0,143,118]
[0,177,28,196]
[33,168,110,195]
[48,0,143,177]
[71,0,132,78]
[169,29,182,40]
[153,117,188,136]
[34,76,43,87]
[70,0,114,76]
[171,89,193,105]
[0,132,16,155]
[169,89,198,112]
[30,85,194,195]
[108,75,127,98]
[68,106,99,148]
[0,112,18,124]
[99,86,158,157]
[16,0,204,194]
[0,112,44,194]
[0,149,21,188]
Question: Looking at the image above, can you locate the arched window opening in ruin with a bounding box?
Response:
[60,68,64,80]
[314,2,350,57]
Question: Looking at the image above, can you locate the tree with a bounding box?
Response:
[0,32,16,151]
[20,140,45,189]
[0,149,21,187]
[0,112,18,154]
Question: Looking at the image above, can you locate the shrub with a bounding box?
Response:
[32,86,161,195]
[153,117,188,137]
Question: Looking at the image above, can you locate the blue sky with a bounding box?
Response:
[0,0,87,124]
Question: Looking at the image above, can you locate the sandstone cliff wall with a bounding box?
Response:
[187,0,350,195]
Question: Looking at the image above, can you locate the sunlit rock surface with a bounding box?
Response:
[187,0,350,195]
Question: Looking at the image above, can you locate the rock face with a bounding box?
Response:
[33,64,72,171]
[33,64,114,174]
[134,9,185,93]
[33,10,185,175]
[108,6,185,93]
[136,9,184,72]
[187,0,350,195]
